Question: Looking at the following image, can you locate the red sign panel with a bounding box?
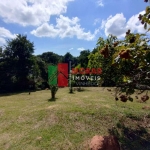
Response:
[58,63,68,87]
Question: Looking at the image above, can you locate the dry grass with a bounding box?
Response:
[0,87,150,150]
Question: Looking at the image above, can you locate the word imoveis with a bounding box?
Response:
[71,68,102,75]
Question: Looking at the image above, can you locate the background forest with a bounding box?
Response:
[0,29,150,93]
[0,0,150,94]
[0,34,91,93]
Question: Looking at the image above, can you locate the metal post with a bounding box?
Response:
[69,61,73,93]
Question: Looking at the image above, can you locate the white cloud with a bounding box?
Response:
[0,37,6,45]
[31,15,98,41]
[0,0,73,26]
[0,27,16,39]
[101,13,127,38]
[31,23,59,38]
[77,47,85,51]
[100,20,106,29]
[101,11,147,38]
[69,48,73,50]
[97,0,104,7]
[94,18,101,25]
[126,11,146,33]
[0,27,16,46]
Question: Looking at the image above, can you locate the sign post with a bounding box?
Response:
[69,61,73,93]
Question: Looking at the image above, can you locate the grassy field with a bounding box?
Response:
[0,87,150,150]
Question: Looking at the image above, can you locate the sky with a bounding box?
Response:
[0,0,149,57]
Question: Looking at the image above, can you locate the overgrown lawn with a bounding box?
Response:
[0,87,150,150]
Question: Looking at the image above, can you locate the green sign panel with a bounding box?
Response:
[48,65,57,85]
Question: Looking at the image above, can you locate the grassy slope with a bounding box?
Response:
[0,87,150,150]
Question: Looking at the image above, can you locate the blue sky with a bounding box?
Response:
[0,0,149,56]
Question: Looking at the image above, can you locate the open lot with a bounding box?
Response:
[0,87,150,150]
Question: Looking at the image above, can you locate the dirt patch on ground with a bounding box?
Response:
[90,135,120,150]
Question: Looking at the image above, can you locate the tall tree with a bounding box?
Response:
[1,34,35,91]
[62,52,74,63]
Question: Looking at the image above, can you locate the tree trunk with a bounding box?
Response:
[51,91,55,99]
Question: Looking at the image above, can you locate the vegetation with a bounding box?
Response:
[0,1,149,94]
[49,85,58,99]
[0,87,150,150]
[0,1,150,149]
[0,36,88,93]
[0,34,36,91]
[87,0,150,100]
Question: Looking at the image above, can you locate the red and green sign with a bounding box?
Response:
[48,63,102,87]
[48,63,68,87]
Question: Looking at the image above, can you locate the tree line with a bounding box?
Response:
[0,30,150,94]
[0,0,150,94]
[0,34,90,93]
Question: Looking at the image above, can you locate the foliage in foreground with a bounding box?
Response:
[87,1,150,103]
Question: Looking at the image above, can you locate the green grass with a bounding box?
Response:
[0,87,150,150]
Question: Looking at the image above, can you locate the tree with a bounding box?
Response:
[78,50,90,68]
[36,56,48,81]
[88,35,120,86]
[91,48,98,54]
[97,30,150,102]
[38,52,62,65]
[0,34,35,91]
[138,0,150,31]
[62,52,74,63]
[62,52,79,71]
[33,56,49,89]
[88,0,150,102]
